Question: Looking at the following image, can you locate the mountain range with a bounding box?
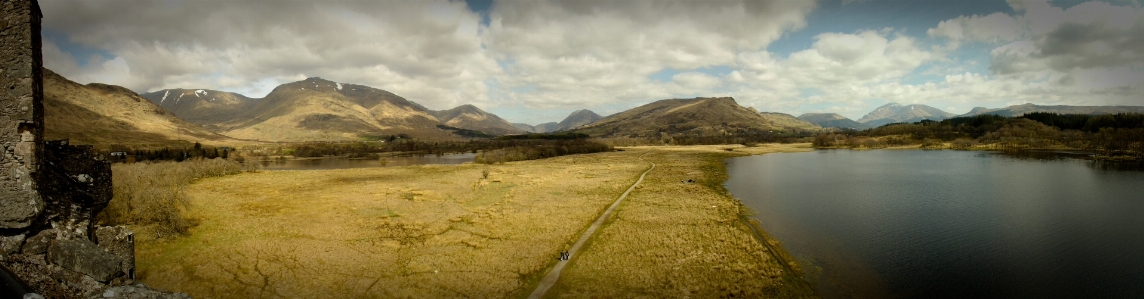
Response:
[960,103,1144,117]
[43,69,1144,148]
[800,102,1144,130]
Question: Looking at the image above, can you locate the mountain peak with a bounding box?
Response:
[857,103,954,125]
[877,102,903,109]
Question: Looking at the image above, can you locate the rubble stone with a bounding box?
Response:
[91,284,192,299]
[20,229,54,255]
[47,239,122,283]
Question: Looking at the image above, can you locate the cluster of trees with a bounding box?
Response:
[498,132,590,140]
[813,113,1144,158]
[436,125,495,138]
[105,142,230,163]
[474,139,613,164]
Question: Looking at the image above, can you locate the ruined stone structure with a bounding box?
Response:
[1,0,188,298]
[1,0,45,231]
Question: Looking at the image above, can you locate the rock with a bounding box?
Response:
[94,226,134,281]
[47,239,122,282]
[89,283,192,299]
[21,229,55,255]
[1,233,25,258]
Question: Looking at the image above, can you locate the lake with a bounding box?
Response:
[256,153,477,170]
[725,150,1144,299]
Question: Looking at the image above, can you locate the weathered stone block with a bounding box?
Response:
[0,233,24,258]
[20,229,54,255]
[94,226,134,281]
[47,239,122,283]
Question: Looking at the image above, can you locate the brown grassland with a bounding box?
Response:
[130,144,816,298]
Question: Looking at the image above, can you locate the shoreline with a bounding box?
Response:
[814,144,1142,161]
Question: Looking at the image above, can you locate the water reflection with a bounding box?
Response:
[725,150,1144,299]
[990,150,1144,172]
[256,153,476,170]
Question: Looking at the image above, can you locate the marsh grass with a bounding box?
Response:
[133,153,644,298]
[547,144,817,298]
[100,158,244,235]
[131,144,816,298]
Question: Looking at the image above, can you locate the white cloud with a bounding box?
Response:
[41,0,499,110]
[38,0,1144,124]
[482,0,816,110]
[928,12,1022,44]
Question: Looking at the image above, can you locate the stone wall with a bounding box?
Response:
[1,0,46,230]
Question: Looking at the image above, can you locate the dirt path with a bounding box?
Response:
[527,153,656,299]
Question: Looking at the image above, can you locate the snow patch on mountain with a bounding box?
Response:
[336,83,343,91]
[161,90,169,103]
[195,90,207,97]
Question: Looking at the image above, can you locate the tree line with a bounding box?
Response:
[813,113,1144,158]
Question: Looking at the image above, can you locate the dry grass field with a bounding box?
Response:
[132,144,816,298]
[546,144,816,298]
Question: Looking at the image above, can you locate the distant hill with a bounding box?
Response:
[141,89,256,127]
[958,103,1144,117]
[512,122,558,133]
[430,104,525,135]
[798,113,866,129]
[511,109,601,133]
[551,109,602,132]
[758,112,822,131]
[573,97,820,137]
[43,69,238,148]
[857,103,955,127]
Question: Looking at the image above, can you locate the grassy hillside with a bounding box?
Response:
[574,97,820,137]
[43,69,241,149]
[430,104,525,135]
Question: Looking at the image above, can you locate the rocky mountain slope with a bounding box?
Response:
[209,77,456,141]
[430,105,525,135]
[43,69,237,148]
[798,113,866,129]
[959,103,1144,117]
[572,97,820,137]
[141,88,255,128]
[857,103,955,127]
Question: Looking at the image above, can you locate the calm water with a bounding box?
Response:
[257,153,476,170]
[725,150,1144,299]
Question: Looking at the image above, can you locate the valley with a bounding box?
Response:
[130,144,816,298]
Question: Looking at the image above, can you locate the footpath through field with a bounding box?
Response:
[527,153,656,299]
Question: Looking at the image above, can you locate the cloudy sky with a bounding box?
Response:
[42,0,1144,124]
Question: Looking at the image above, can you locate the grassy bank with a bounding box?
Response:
[545,144,816,298]
[131,144,816,298]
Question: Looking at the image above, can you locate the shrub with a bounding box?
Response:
[99,158,243,235]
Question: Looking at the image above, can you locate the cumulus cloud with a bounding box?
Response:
[39,0,1144,124]
[482,0,816,109]
[40,0,498,109]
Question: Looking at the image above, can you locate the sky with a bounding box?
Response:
[41,0,1144,124]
